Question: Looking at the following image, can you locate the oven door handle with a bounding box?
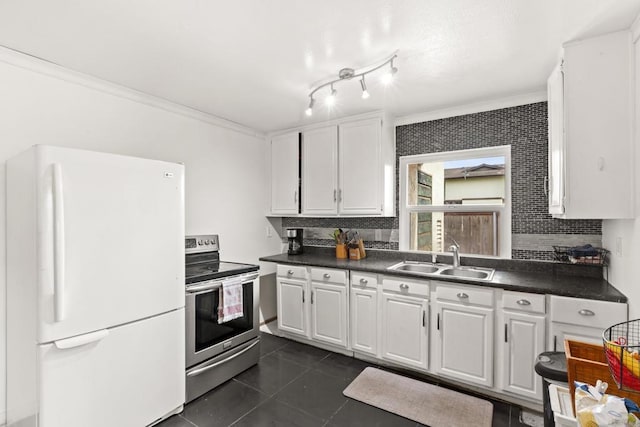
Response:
[186,282,222,294]
[186,339,260,377]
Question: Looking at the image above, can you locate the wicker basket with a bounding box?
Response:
[565,339,640,414]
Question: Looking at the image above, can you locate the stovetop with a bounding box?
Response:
[185,260,259,284]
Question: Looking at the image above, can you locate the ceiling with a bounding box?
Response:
[1,0,639,134]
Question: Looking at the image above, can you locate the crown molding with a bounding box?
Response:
[0,45,265,139]
[394,91,547,127]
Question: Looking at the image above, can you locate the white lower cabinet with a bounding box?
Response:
[311,280,348,347]
[350,272,378,356]
[276,266,309,337]
[277,265,348,349]
[380,277,429,370]
[433,283,495,387]
[500,292,546,401]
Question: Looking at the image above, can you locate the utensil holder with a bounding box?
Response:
[349,247,361,260]
[336,244,347,259]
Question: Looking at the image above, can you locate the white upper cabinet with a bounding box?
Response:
[339,118,383,215]
[269,112,394,217]
[547,30,634,219]
[270,132,300,215]
[301,126,339,215]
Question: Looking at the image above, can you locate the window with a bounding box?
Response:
[399,146,511,258]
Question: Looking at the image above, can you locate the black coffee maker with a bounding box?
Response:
[287,228,303,255]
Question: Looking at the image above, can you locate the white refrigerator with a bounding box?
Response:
[7,145,186,427]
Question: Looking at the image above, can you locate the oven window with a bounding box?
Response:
[195,282,253,352]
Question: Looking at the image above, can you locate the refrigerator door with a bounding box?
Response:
[35,146,185,343]
[37,309,185,427]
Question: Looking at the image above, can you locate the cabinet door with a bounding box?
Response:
[310,281,347,348]
[277,278,307,337]
[338,118,382,215]
[381,292,428,369]
[302,126,338,215]
[271,132,299,214]
[547,64,565,215]
[435,301,494,387]
[350,287,377,356]
[503,311,545,401]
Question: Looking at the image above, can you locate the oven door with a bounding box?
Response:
[185,272,259,368]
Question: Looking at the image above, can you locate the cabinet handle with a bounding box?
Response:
[302,290,305,303]
[516,299,531,306]
[311,291,314,304]
[422,310,426,327]
[543,176,549,197]
[287,270,294,275]
[399,283,409,290]
[456,292,469,299]
[338,189,342,202]
[437,313,440,330]
[504,324,508,343]
[323,273,331,279]
[359,278,368,285]
[578,309,595,316]
[553,335,557,352]
[333,189,337,202]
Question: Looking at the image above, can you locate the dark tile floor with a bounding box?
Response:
[158,332,539,427]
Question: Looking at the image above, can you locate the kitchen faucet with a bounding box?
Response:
[449,239,460,268]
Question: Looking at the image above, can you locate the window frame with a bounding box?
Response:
[398,145,512,258]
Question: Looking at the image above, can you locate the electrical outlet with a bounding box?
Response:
[266,226,272,238]
[616,237,623,257]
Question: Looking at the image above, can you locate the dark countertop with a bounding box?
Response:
[260,247,627,303]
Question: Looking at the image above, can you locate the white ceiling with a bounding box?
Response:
[1,0,639,133]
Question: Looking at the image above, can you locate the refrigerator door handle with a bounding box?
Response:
[52,163,66,322]
[54,329,109,350]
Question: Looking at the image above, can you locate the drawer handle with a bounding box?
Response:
[323,273,331,279]
[457,292,469,299]
[579,309,595,316]
[516,299,531,306]
[287,270,294,275]
[359,278,368,285]
[399,284,409,290]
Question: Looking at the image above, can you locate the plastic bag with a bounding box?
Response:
[575,381,640,426]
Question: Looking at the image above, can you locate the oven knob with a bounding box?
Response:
[198,240,203,245]
[204,240,210,245]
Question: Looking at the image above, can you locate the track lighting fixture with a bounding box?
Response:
[304,52,397,116]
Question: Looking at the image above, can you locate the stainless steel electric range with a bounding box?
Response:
[184,234,260,403]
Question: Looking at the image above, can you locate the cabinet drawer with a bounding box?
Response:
[311,267,347,285]
[277,264,307,280]
[435,282,494,307]
[502,291,545,314]
[550,295,627,329]
[351,272,377,289]
[382,276,429,297]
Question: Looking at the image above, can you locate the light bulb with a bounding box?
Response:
[326,85,337,106]
[381,61,398,85]
[305,97,315,116]
[360,77,370,99]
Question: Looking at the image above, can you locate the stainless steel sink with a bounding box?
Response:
[391,263,440,274]
[387,261,494,281]
[438,267,494,281]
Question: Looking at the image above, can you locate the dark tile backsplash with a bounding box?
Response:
[282,102,602,261]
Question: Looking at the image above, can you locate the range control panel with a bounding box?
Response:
[185,234,220,254]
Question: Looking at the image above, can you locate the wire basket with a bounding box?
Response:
[603,319,640,392]
[553,245,609,266]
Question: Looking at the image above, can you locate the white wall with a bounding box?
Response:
[0,49,281,423]
[602,21,640,318]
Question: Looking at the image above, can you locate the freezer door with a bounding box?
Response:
[37,309,185,427]
[36,146,185,343]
